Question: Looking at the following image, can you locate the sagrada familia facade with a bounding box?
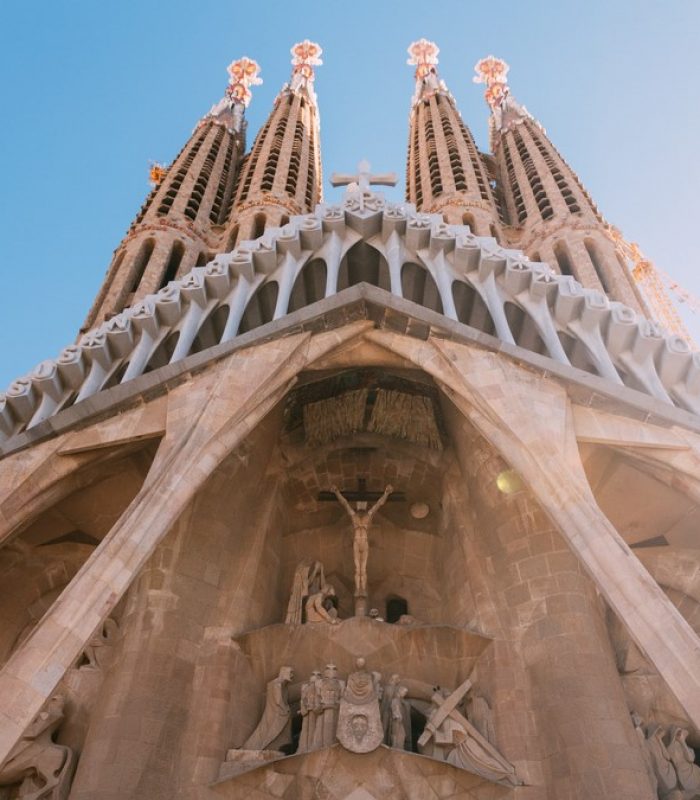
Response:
[0,38,699,800]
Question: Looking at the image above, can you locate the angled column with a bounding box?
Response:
[82,57,260,332]
[405,40,502,236]
[227,40,324,246]
[368,328,700,730]
[475,56,648,312]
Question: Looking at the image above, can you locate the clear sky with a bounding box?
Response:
[1,0,699,389]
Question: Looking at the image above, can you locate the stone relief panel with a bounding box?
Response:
[217,651,520,789]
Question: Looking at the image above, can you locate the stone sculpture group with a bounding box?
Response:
[632,713,700,799]
[231,658,521,786]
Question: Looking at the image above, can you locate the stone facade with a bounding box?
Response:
[1,40,699,800]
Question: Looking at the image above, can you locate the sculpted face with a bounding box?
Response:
[279,666,294,683]
[350,714,368,742]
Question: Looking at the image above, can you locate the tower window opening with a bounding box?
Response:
[584,238,611,294]
[127,238,156,295]
[253,213,267,239]
[553,241,574,277]
[159,241,185,289]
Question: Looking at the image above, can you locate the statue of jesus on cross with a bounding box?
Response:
[330,483,393,599]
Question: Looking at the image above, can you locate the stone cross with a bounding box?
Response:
[330,159,397,199]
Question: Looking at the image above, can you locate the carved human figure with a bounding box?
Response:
[298,670,321,753]
[330,484,393,596]
[336,657,384,753]
[420,691,520,786]
[467,694,496,746]
[285,560,325,624]
[630,712,658,796]
[243,666,294,752]
[304,584,339,624]
[390,686,410,750]
[315,663,345,748]
[0,694,75,800]
[666,726,700,797]
[381,674,401,743]
[646,724,679,798]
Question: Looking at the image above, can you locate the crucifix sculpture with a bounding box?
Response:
[321,479,403,615]
[330,159,397,211]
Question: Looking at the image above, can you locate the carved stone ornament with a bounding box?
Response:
[336,658,383,753]
[0,694,75,800]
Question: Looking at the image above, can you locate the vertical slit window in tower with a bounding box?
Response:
[253,213,267,239]
[553,241,574,277]
[584,239,611,293]
[502,139,527,224]
[195,251,212,268]
[157,126,209,216]
[526,124,580,214]
[412,117,422,205]
[285,119,304,196]
[186,127,224,221]
[128,239,156,296]
[226,224,239,252]
[457,114,490,202]
[261,97,292,193]
[211,136,236,224]
[159,241,185,289]
[513,130,552,220]
[462,213,475,232]
[437,97,466,192]
[236,112,274,204]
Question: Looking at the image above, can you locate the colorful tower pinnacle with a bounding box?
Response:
[82,58,260,332]
[405,40,501,236]
[475,55,648,312]
[227,41,324,245]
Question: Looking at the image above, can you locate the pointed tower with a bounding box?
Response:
[405,40,501,236]
[81,57,261,332]
[227,40,323,245]
[474,56,648,312]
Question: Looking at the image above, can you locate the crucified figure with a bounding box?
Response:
[330,484,393,596]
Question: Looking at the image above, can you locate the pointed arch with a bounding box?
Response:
[239,281,279,334]
[337,241,390,292]
[504,302,547,355]
[289,259,327,313]
[401,262,443,314]
[452,281,495,336]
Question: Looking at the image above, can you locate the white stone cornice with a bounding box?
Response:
[2,191,699,439]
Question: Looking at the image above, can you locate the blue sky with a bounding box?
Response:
[1,0,699,388]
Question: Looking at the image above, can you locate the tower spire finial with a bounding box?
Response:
[289,40,323,103]
[473,55,530,132]
[407,39,443,105]
[204,56,262,132]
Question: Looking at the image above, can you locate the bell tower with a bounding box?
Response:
[226,40,324,246]
[405,40,501,237]
[475,55,648,312]
[82,57,261,332]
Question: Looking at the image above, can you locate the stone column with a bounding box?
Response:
[444,410,655,799]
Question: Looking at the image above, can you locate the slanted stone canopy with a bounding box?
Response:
[2,190,697,442]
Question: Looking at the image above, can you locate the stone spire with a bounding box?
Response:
[475,56,648,312]
[82,58,260,332]
[226,41,324,245]
[405,40,501,236]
